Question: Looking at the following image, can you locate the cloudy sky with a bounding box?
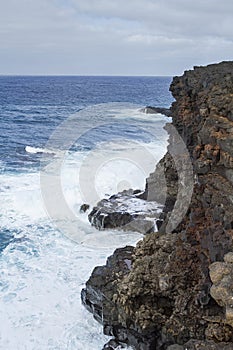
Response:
[1,0,233,75]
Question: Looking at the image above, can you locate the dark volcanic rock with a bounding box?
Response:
[88,190,163,234]
[167,340,233,349]
[142,152,178,210]
[140,106,172,117]
[80,203,90,213]
[81,246,134,327]
[82,62,233,349]
[81,243,160,349]
[103,338,126,349]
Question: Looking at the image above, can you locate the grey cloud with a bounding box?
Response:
[0,0,232,75]
[70,0,233,38]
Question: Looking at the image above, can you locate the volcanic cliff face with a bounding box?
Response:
[81,61,233,349]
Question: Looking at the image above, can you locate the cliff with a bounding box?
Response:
[81,61,233,349]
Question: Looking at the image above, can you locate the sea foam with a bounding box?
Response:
[0,105,168,349]
[25,146,56,155]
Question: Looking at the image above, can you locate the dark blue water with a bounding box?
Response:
[0,76,173,348]
[0,76,173,253]
[0,76,173,172]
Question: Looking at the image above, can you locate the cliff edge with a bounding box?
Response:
[81,61,233,349]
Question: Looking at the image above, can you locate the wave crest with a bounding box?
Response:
[25,146,55,155]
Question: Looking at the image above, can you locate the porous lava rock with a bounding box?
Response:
[82,62,233,349]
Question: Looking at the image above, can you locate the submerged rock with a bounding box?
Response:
[80,203,90,213]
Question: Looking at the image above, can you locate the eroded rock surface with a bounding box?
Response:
[209,252,233,328]
[88,190,163,234]
[168,340,233,349]
[82,62,233,349]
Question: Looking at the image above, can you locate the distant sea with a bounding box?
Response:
[0,76,173,349]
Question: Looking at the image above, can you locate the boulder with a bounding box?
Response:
[80,203,90,213]
[140,106,172,117]
[88,190,163,234]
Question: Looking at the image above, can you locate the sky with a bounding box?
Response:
[0,0,233,76]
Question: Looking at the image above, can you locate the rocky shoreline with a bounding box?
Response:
[81,61,233,349]
[88,189,164,234]
[139,106,172,117]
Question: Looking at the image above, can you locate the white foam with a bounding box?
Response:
[0,172,47,224]
[0,168,142,350]
[60,139,167,209]
[25,145,56,155]
[0,105,168,349]
[113,106,171,122]
[0,228,114,350]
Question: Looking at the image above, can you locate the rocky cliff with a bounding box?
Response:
[81,61,233,349]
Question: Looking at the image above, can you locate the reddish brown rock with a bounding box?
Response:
[82,62,233,349]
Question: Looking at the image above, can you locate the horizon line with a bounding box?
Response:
[0,73,173,78]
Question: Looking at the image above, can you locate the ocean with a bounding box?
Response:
[0,76,173,350]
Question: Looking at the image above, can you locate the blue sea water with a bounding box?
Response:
[0,76,172,350]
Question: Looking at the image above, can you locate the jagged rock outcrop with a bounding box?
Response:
[140,106,172,117]
[81,246,134,326]
[88,189,163,234]
[81,61,233,349]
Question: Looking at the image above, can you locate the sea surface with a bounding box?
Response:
[0,76,173,350]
